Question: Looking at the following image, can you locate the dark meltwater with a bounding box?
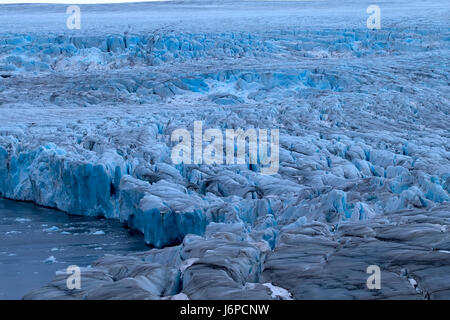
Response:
[0,198,149,300]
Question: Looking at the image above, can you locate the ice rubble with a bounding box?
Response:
[0,0,449,299]
[23,205,450,300]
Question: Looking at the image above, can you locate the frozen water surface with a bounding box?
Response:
[0,0,449,299]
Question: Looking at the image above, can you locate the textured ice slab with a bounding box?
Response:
[24,205,450,300]
[0,0,449,299]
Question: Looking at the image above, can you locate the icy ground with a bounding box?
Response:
[1,1,449,299]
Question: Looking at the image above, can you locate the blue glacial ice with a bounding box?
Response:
[1,0,449,299]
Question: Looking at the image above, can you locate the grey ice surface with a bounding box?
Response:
[24,204,450,300]
[0,0,449,299]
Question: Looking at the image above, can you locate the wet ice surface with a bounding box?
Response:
[0,1,449,299]
[22,204,450,300]
[0,198,148,299]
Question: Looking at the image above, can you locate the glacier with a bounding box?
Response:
[0,0,449,299]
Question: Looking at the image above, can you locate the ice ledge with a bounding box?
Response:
[0,143,208,248]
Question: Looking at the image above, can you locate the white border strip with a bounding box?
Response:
[0,0,168,4]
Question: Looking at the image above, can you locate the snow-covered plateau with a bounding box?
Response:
[0,0,449,299]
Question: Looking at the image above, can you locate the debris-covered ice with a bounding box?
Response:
[0,0,449,299]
